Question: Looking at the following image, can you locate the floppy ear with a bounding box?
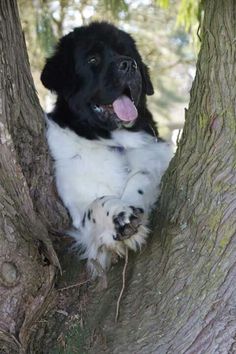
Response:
[140,63,154,96]
[41,33,74,92]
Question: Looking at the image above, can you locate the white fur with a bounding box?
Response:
[46,118,172,276]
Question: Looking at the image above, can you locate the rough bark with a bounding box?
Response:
[0,1,68,353]
[77,1,236,353]
[1,0,236,353]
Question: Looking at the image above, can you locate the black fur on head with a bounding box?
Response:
[41,22,158,139]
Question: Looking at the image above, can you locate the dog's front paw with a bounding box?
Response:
[113,206,144,241]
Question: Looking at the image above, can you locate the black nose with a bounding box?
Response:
[118,58,137,74]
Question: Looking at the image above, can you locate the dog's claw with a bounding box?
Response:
[113,207,143,241]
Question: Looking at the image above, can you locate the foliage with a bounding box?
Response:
[36,8,57,57]
[157,0,203,32]
[103,0,128,17]
[176,0,202,31]
[158,0,170,8]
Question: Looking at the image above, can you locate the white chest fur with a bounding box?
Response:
[46,119,172,275]
[46,119,171,228]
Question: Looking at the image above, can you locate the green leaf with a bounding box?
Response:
[158,0,170,9]
[102,0,129,18]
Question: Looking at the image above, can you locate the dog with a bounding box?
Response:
[41,22,172,277]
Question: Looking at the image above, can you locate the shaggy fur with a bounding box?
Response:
[41,22,172,276]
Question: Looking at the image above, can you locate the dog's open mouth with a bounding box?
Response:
[91,90,138,128]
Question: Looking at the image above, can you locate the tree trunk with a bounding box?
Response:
[77,1,236,353]
[0,1,68,353]
[1,0,236,353]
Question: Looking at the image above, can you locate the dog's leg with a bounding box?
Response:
[73,196,148,277]
[75,144,171,276]
[120,141,172,217]
[121,169,159,217]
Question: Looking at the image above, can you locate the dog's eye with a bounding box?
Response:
[87,55,100,66]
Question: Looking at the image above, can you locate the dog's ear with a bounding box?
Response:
[41,33,74,92]
[140,63,154,96]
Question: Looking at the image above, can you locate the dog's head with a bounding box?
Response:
[41,22,154,135]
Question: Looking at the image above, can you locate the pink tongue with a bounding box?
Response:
[112,95,138,121]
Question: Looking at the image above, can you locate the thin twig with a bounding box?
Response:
[57,279,90,291]
[115,247,129,322]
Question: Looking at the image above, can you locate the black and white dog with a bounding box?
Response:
[41,22,172,276]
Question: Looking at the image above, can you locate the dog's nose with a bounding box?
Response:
[118,58,137,74]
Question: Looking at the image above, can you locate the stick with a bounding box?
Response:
[115,247,129,322]
[58,279,90,291]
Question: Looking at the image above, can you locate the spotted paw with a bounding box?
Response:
[113,206,144,241]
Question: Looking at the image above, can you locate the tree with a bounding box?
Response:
[1,0,236,353]
[61,0,235,352]
[0,1,68,352]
